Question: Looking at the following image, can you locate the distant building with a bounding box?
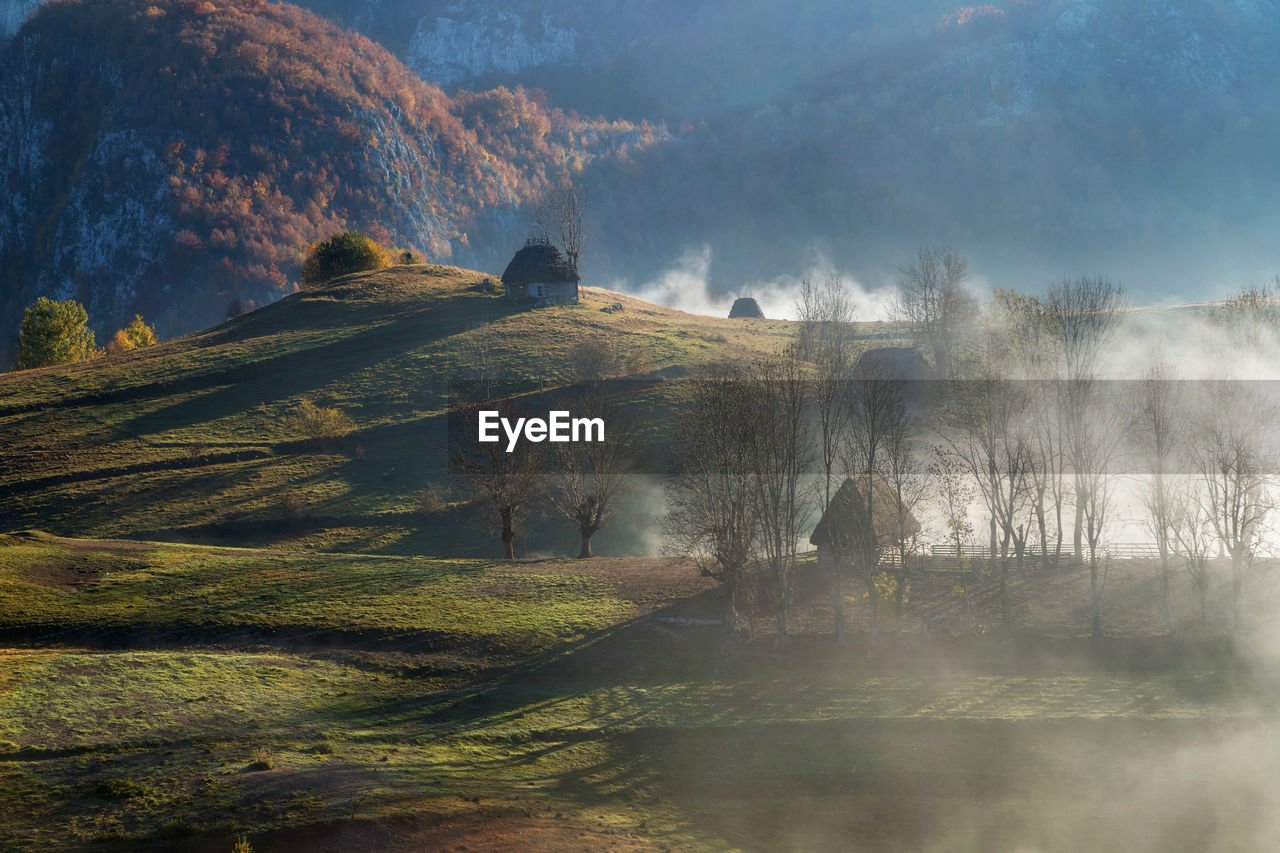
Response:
[501,236,580,304]
[810,476,918,572]
[728,296,764,319]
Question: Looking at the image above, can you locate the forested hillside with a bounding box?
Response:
[0,0,658,338]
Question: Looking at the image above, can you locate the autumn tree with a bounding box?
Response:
[301,231,392,287]
[107,314,158,354]
[14,297,97,369]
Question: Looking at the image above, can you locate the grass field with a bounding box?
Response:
[0,265,815,558]
[2,533,1279,851]
[2,268,1274,850]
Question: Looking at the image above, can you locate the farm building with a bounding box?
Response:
[501,236,580,304]
[810,476,919,572]
[728,296,764,318]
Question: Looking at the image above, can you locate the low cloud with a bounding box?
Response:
[621,244,899,322]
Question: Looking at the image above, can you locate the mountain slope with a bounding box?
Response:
[0,264,802,556]
[0,0,656,338]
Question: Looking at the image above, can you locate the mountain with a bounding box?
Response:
[0,0,658,338]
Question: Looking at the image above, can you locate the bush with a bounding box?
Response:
[14,297,97,369]
[277,490,305,522]
[416,486,450,518]
[394,248,423,264]
[247,747,274,771]
[106,314,157,354]
[301,230,392,287]
[287,399,356,441]
[233,836,255,853]
[569,338,651,383]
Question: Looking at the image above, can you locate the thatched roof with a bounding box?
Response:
[810,476,920,551]
[853,346,935,381]
[728,297,764,319]
[501,237,579,286]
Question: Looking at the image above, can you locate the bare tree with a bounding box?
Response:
[928,444,979,631]
[893,246,977,379]
[663,364,759,629]
[1076,383,1127,639]
[1189,380,1276,634]
[795,275,857,512]
[1133,364,1181,634]
[742,346,813,647]
[544,388,640,558]
[1042,276,1126,564]
[840,360,910,646]
[533,174,586,279]
[1173,481,1215,630]
[880,405,927,631]
[449,398,543,560]
[938,336,1037,639]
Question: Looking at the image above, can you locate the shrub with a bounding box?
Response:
[416,486,450,518]
[14,297,97,369]
[233,836,255,853]
[394,248,423,264]
[106,314,157,354]
[301,231,392,287]
[287,399,356,441]
[247,747,274,771]
[570,337,651,382]
[96,778,154,800]
[277,490,305,522]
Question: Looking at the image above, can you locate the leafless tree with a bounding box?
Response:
[449,398,543,560]
[840,359,910,646]
[742,346,813,648]
[1172,481,1215,630]
[938,336,1037,639]
[663,364,759,629]
[544,388,641,558]
[1042,276,1126,564]
[533,174,586,278]
[990,288,1068,570]
[1076,383,1127,639]
[893,246,977,379]
[928,444,979,630]
[795,275,857,512]
[879,406,927,631]
[1189,380,1276,634]
[1132,363,1181,634]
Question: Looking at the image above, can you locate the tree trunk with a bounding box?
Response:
[1073,495,1084,563]
[1231,552,1245,635]
[1159,552,1174,635]
[999,556,1010,640]
[501,509,515,560]
[578,528,595,559]
[867,575,880,647]
[833,574,846,644]
[775,609,788,649]
[1089,554,1102,640]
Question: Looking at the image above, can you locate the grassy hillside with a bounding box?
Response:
[0,264,820,557]
[1,533,1276,851]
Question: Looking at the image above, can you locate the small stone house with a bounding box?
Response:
[500,236,580,304]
